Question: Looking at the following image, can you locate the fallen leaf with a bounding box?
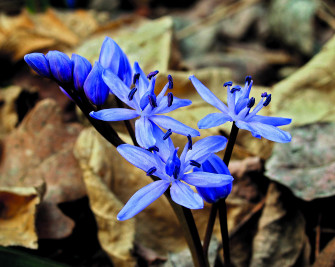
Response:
[265,123,335,201]
[313,237,335,267]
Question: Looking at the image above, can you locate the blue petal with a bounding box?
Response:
[189,75,229,113]
[83,62,109,105]
[152,123,174,162]
[90,108,138,121]
[185,136,227,163]
[135,117,156,148]
[197,183,232,203]
[155,97,192,114]
[249,115,292,126]
[102,69,137,109]
[117,144,166,178]
[170,180,203,209]
[72,54,92,91]
[165,149,180,177]
[133,62,149,96]
[24,53,51,78]
[198,113,232,129]
[203,154,230,175]
[150,115,200,137]
[183,172,233,187]
[46,51,73,83]
[117,180,170,220]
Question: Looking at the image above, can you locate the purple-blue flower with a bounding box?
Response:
[189,75,292,143]
[90,62,200,148]
[72,54,92,91]
[116,125,234,220]
[24,53,51,78]
[46,51,73,83]
[99,37,133,87]
[194,154,233,203]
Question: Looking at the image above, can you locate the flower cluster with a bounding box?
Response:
[24,37,292,221]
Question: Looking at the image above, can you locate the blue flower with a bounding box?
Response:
[194,154,232,203]
[24,53,51,78]
[46,51,73,83]
[189,75,292,143]
[90,62,200,148]
[83,62,109,105]
[72,54,92,91]
[99,37,133,87]
[116,125,234,220]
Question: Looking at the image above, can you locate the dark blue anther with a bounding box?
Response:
[187,134,192,150]
[223,81,233,87]
[163,129,172,140]
[146,167,157,176]
[148,146,159,152]
[133,73,140,84]
[148,95,157,108]
[190,160,201,168]
[245,75,252,85]
[230,85,241,93]
[147,70,159,80]
[168,74,173,89]
[261,92,268,98]
[247,97,255,108]
[263,94,272,106]
[173,165,180,179]
[167,92,173,107]
[128,87,137,101]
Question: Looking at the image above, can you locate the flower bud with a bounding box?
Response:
[46,51,73,83]
[99,37,132,87]
[83,62,109,105]
[195,154,233,203]
[72,54,92,91]
[24,53,51,78]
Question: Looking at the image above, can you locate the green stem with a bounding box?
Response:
[203,122,239,263]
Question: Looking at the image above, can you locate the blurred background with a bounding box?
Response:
[1,0,335,266]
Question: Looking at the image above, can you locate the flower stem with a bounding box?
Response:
[203,122,239,263]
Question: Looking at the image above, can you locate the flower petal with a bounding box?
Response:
[198,113,232,129]
[150,115,200,137]
[117,180,170,220]
[152,123,174,162]
[90,108,138,121]
[102,69,137,109]
[185,136,227,163]
[170,180,203,209]
[189,75,228,113]
[135,117,156,148]
[249,115,292,126]
[155,96,192,114]
[133,62,149,96]
[183,172,233,187]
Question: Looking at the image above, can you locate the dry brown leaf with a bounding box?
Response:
[250,183,309,267]
[0,99,85,245]
[313,237,335,267]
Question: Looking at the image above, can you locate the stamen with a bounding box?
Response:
[187,134,192,150]
[133,73,140,84]
[163,129,172,140]
[148,95,157,108]
[167,92,173,107]
[190,160,201,168]
[247,97,255,108]
[147,70,159,80]
[263,94,272,106]
[230,85,241,93]
[261,92,268,98]
[223,81,233,87]
[128,87,137,101]
[245,75,252,85]
[146,167,157,176]
[148,146,159,152]
[168,74,173,89]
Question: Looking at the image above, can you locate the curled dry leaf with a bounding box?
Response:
[0,99,85,246]
[266,123,335,201]
[250,183,309,267]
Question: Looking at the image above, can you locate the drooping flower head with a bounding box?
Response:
[90,62,199,148]
[194,154,233,203]
[116,124,234,220]
[189,75,292,143]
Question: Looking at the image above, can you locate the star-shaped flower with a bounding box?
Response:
[116,124,233,220]
[90,63,199,148]
[189,75,292,143]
